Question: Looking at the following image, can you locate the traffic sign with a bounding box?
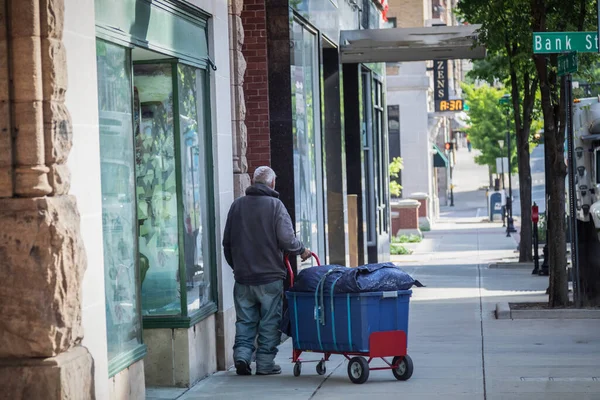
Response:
[558,52,578,76]
[533,32,598,54]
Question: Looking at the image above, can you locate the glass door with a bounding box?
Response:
[373,77,390,259]
[291,19,326,267]
[362,70,390,263]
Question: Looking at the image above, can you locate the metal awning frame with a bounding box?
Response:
[340,24,486,64]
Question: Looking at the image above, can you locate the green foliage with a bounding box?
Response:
[462,83,517,173]
[392,234,422,244]
[389,157,403,197]
[537,213,547,243]
[390,244,413,255]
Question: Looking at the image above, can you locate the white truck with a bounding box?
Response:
[572,97,600,231]
[571,97,600,305]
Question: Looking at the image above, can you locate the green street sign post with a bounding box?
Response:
[533,32,598,53]
[558,52,578,76]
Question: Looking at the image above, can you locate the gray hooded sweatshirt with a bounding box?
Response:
[222,183,305,285]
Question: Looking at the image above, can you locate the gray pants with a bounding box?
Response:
[233,280,283,373]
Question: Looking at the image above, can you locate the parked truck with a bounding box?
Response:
[571,97,600,304]
[572,97,600,232]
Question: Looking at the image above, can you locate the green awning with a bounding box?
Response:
[432,144,448,168]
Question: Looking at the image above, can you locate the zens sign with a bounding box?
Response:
[433,60,448,101]
[436,99,464,112]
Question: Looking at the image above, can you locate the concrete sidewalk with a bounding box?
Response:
[147,150,600,400]
[148,219,600,400]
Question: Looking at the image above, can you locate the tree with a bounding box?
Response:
[389,157,403,197]
[530,0,596,307]
[462,84,517,175]
[458,0,538,264]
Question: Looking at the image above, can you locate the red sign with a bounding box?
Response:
[532,204,539,223]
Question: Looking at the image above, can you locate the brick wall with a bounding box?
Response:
[417,198,427,217]
[391,203,420,235]
[387,0,426,27]
[241,0,270,175]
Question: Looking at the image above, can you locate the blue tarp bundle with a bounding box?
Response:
[289,262,424,294]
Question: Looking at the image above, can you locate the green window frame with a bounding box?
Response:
[95,0,211,69]
[95,0,218,377]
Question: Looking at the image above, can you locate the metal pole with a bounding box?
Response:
[500,153,506,227]
[506,108,516,234]
[450,150,454,207]
[566,74,581,307]
[500,155,505,189]
[533,203,540,275]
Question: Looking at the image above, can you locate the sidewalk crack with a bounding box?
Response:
[308,359,344,399]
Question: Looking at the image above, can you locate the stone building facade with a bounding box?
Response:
[0,0,246,398]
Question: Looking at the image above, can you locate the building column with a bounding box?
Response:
[229,0,250,198]
[0,0,93,398]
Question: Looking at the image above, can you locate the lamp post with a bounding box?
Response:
[500,94,517,235]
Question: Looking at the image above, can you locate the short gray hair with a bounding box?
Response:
[253,166,277,186]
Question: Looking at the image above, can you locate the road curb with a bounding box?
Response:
[495,302,511,319]
[495,302,600,319]
[488,262,533,269]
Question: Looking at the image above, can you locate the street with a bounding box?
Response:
[148,149,600,400]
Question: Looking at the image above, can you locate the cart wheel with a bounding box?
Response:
[316,360,326,376]
[347,357,369,384]
[392,355,413,381]
[293,362,302,377]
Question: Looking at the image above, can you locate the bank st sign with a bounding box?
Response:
[533,32,598,53]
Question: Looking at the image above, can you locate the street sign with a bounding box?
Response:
[558,52,578,76]
[435,99,464,112]
[499,96,510,105]
[533,32,598,53]
[464,102,470,111]
[496,157,508,175]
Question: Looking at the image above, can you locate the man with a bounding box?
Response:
[223,166,311,376]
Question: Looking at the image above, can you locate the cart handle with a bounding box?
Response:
[284,252,321,288]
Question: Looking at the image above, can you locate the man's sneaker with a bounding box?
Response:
[235,359,252,376]
[256,364,282,375]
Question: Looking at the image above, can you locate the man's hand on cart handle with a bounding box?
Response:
[300,248,312,261]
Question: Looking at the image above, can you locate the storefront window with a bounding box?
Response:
[291,20,325,267]
[177,65,212,313]
[133,63,181,316]
[96,39,143,364]
[132,61,215,318]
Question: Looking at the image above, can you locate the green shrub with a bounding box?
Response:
[392,234,422,243]
[391,243,413,255]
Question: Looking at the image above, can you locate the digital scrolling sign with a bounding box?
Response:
[435,99,464,112]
